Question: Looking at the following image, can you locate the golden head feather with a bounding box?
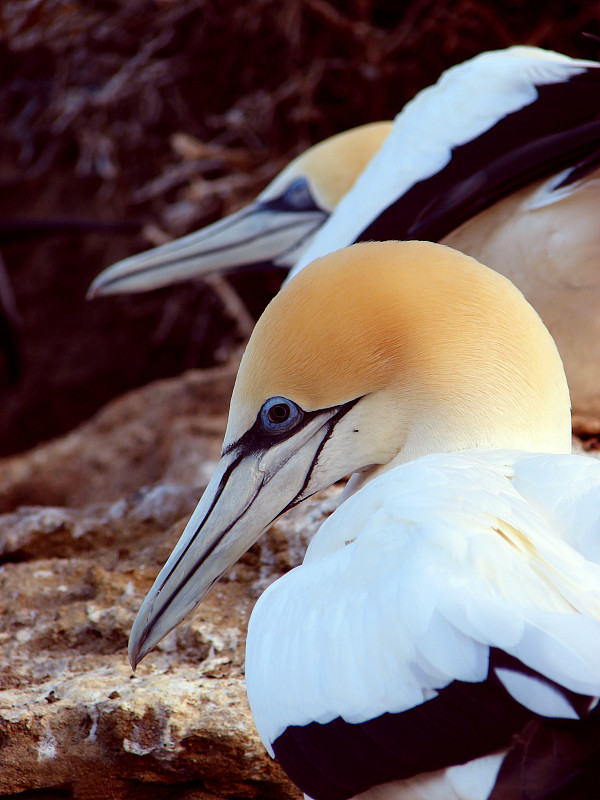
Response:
[226,241,571,457]
[266,122,393,211]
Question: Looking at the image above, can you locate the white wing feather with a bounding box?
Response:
[246,449,600,753]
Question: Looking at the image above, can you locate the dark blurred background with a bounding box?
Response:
[0,0,598,456]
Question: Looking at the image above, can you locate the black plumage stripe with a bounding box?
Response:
[272,650,596,800]
[357,69,600,245]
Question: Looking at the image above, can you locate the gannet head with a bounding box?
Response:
[89,122,392,296]
[260,121,393,214]
[129,240,571,665]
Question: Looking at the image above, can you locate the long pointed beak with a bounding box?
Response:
[89,202,328,297]
[128,409,339,668]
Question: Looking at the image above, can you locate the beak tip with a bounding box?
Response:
[128,606,153,671]
[87,274,114,299]
[128,632,149,671]
[128,638,140,671]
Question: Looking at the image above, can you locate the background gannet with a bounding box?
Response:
[128,241,600,799]
[90,46,600,415]
[88,122,391,296]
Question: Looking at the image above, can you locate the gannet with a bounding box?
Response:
[90,46,600,414]
[129,241,600,800]
[88,122,392,296]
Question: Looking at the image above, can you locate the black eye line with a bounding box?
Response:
[280,396,363,514]
[249,398,361,536]
[223,404,320,458]
[222,395,364,463]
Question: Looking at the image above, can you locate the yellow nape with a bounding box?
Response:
[275,122,393,211]
[228,241,571,455]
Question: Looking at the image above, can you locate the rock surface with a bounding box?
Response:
[0,362,344,799]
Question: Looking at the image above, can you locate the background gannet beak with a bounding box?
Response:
[128,406,341,668]
[88,199,328,297]
[89,122,393,297]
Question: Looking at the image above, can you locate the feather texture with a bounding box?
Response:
[245,449,600,799]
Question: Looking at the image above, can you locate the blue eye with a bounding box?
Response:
[260,397,304,434]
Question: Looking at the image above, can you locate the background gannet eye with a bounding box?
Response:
[260,397,304,434]
[281,178,318,211]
